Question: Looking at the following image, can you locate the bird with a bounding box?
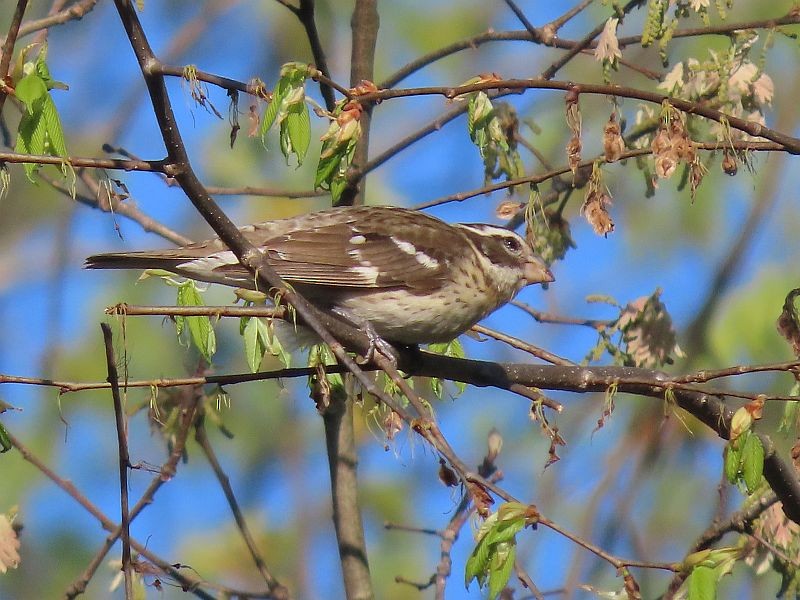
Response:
[85,205,554,345]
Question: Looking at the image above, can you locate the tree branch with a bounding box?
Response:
[100,324,133,600]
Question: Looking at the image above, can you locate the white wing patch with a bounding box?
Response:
[349,234,367,245]
[392,238,440,270]
[180,250,239,271]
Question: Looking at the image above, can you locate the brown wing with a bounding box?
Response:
[86,206,468,291]
[223,207,465,290]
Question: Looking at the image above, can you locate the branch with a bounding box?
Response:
[0,0,28,115]
[539,0,646,81]
[295,0,335,110]
[15,0,98,40]
[663,493,779,596]
[0,150,170,172]
[38,169,193,246]
[194,417,289,599]
[63,366,205,598]
[354,80,800,153]
[100,324,133,600]
[6,428,271,599]
[471,324,574,366]
[415,141,783,210]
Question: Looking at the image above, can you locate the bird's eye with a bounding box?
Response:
[503,237,522,254]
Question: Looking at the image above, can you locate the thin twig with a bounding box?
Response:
[205,185,325,198]
[0,0,28,115]
[15,0,98,40]
[547,0,595,32]
[472,324,575,366]
[194,418,290,598]
[415,141,783,210]
[0,150,170,172]
[512,301,610,329]
[501,0,541,42]
[63,370,205,598]
[106,303,286,318]
[539,0,646,81]
[6,429,270,599]
[296,0,336,110]
[663,493,778,597]
[101,324,133,600]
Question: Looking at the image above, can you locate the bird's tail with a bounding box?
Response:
[84,252,185,271]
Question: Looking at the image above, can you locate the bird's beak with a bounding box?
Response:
[524,257,554,285]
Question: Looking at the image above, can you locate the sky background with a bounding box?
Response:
[1,1,799,598]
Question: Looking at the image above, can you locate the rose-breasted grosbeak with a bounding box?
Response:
[85,206,554,344]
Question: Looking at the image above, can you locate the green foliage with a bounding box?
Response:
[687,564,717,600]
[0,421,10,453]
[724,430,765,495]
[641,0,669,48]
[465,502,538,599]
[682,547,741,599]
[427,339,467,397]
[526,198,576,267]
[13,44,72,186]
[175,281,216,363]
[239,315,291,372]
[308,344,344,391]
[261,62,311,166]
[315,101,362,202]
[466,92,524,184]
[0,163,9,201]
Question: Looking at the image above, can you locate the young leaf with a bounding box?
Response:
[741,432,764,494]
[285,102,310,165]
[723,441,742,485]
[176,282,216,362]
[687,564,718,600]
[0,421,11,453]
[14,73,48,111]
[242,317,266,373]
[487,541,516,600]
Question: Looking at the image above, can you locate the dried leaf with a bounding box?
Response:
[438,458,458,488]
[467,480,495,517]
[617,289,684,368]
[0,514,20,574]
[603,113,625,162]
[777,288,800,357]
[581,190,614,237]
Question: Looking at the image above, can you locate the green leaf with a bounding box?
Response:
[465,508,528,596]
[242,317,265,373]
[176,282,216,362]
[261,80,289,139]
[487,541,516,600]
[15,73,48,111]
[741,432,764,494]
[330,175,348,204]
[286,102,310,165]
[14,70,70,183]
[0,421,11,453]
[687,565,717,600]
[428,340,467,396]
[723,442,741,485]
[40,94,68,157]
[0,162,11,202]
[15,106,48,181]
[778,399,798,433]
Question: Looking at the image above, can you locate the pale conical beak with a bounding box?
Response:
[524,257,554,285]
